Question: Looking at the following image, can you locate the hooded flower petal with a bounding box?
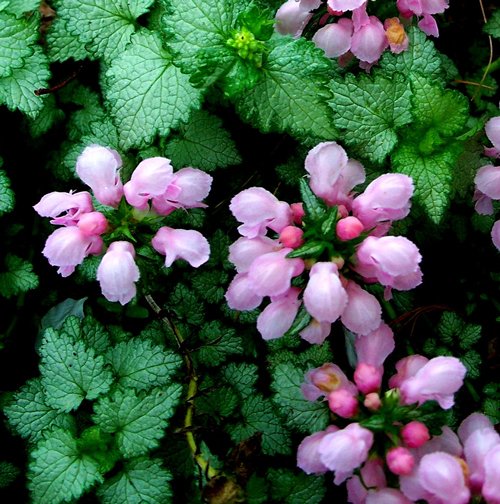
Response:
[341,280,382,335]
[275,0,321,37]
[123,157,174,210]
[151,227,210,268]
[312,18,353,58]
[225,273,263,311]
[355,323,395,368]
[301,362,358,401]
[485,116,500,150]
[97,241,140,305]
[33,191,93,226]
[297,426,339,475]
[299,320,332,344]
[76,145,123,207]
[256,288,301,340]
[483,445,500,504]
[328,0,366,11]
[304,262,348,323]
[399,356,467,408]
[42,226,103,277]
[228,236,278,273]
[351,16,388,64]
[229,187,293,238]
[474,164,500,200]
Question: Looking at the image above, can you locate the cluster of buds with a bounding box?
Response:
[225,141,422,343]
[34,145,212,305]
[474,115,500,250]
[295,331,487,503]
[275,0,450,68]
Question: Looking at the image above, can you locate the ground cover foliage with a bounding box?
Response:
[0,0,499,502]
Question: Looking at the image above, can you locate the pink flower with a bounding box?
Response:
[399,356,467,409]
[328,0,366,11]
[410,452,470,504]
[355,323,395,369]
[275,0,321,38]
[297,426,339,475]
[366,488,413,504]
[340,280,382,335]
[384,17,409,53]
[397,0,449,16]
[247,248,304,297]
[483,445,500,504]
[76,145,123,207]
[354,235,422,291]
[33,191,93,226]
[225,273,263,311]
[301,362,358,401]
[346,458,387,504]
[123,157,174,210]
[76,211,108,235]
[305,142,365,208]
[229,187,293,238]
[299,320,332,344]
[351,16,388,64]
[389,354,428,389]
[364,392,382,410]
[401,421,430,448]
[151,226,210,268]
[256,288,301,340]
[97,241,140,305]
[303,262,348,323]
[152,168,212,216]
[484,116,500,158]
[418,13,439,37]
[318,423,374,484]
[312,18,353,58]
[474,165,500,200]
[352,174,414,230]
[386,446,415,476]
[42,226,103,277]
[228,236,278,273]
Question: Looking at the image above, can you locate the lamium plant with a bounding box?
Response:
[0,0,499,503]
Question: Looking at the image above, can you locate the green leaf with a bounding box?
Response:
[196,386,239,417]
[196,321,243,367]
[63,0,155,62]
[392,133,462,223]
[0,170,14,214]
[409,74,469,138]
[164,110,241,171]
[284,305,311,337]
[28,95,65,137]
[271,363,329,434]
[162,0,245,72]
[191,269,229,304]
[106,339,182,390]
[0,461,19,489]
[93,385,182,457]
[221,362,259,399]
[29,429,103,504]
[0,11,38,77]
[379,26,442,80]
[329,73,412,163]
[168,283,205,325]
[104,31,202,149]
[459,323,482,349]
[229,394,291,455]
[484,9,500,39]
[286,241,325,259]
[81,316,112,353]
[97,458,172,504]
[46,15,91,62]
[40,328,113,412]
[0,255,38,298]
[0,46,50,118]
[236,35,336,141]
[300,178,326,221]
[461,350,481,380]
[268,469,325,504]
[2,0,40,15]
[4,379,74,442]
[438,311,463,345]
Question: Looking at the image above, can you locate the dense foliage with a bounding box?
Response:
[0,0,499,503]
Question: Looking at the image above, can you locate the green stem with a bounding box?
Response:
[465,380,480,403]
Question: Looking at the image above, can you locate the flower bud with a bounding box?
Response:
[279,226,304,248]
[386,446,415,476]
[364,392,382,411]
[328,388,359,418]
[354,363,382,394]
[76,211,108,235]
[336,216,364,241]
[401,421,430,448]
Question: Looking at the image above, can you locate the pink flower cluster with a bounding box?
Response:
[297,331,472,503]
[474,116,500,250]
[34,145,212,305]
[275,0,450,68]
[225,141,421,343]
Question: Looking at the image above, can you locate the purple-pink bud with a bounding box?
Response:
[364,392,382,411]
[76,212,108,235]
[401,421,430,448]
[336,216,364,241]
[328,388,359,418]
[386,446,415,476]
[291,202,305,225]
[279,226,304,248]
[354,362,382,394]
